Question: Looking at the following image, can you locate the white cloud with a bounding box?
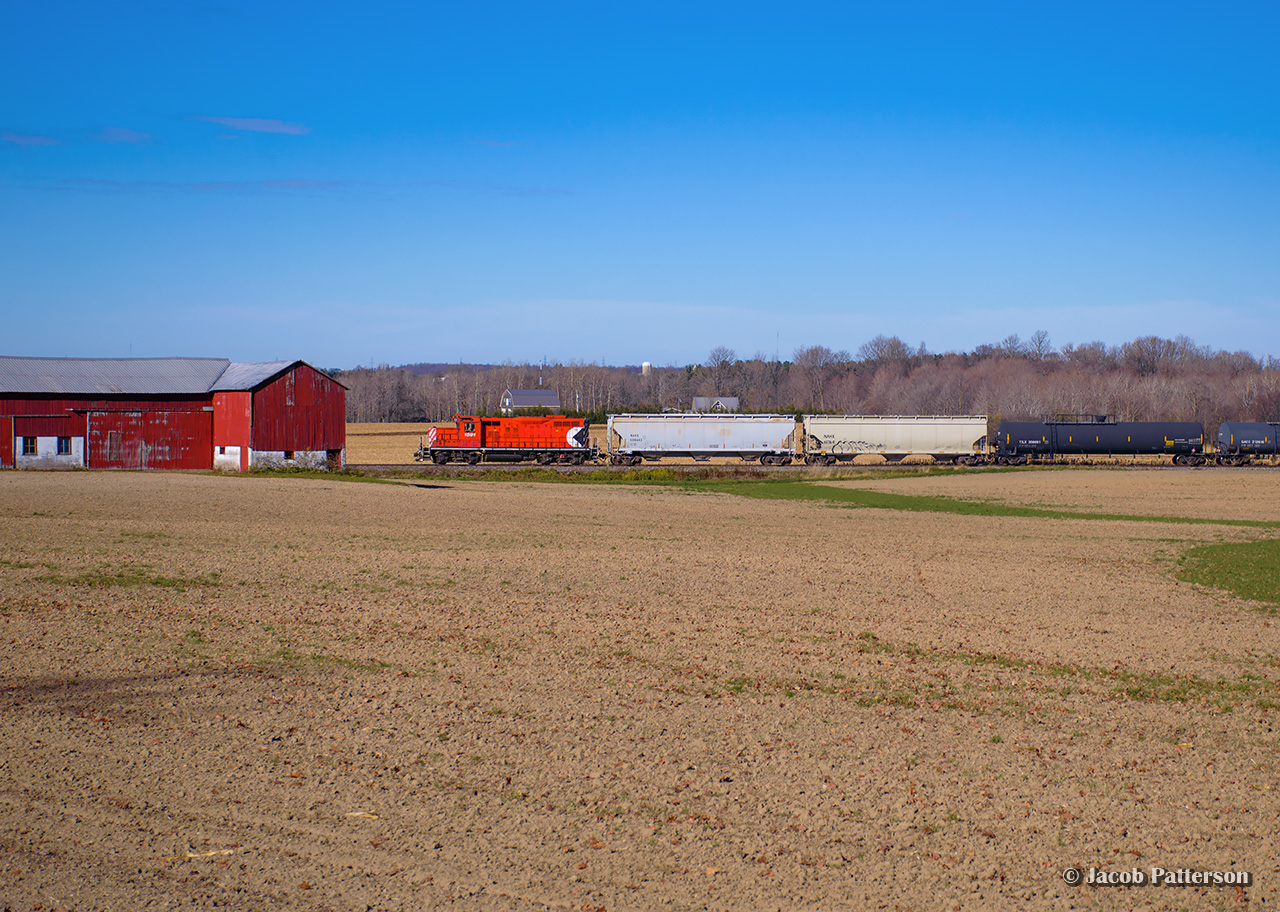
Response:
[189,115,309,134]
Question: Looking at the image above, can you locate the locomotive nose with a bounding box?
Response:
[568,426,588,447]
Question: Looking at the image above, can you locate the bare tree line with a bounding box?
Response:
[338,333,1280,436]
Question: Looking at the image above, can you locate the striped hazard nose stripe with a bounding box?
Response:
[428,427,438,445]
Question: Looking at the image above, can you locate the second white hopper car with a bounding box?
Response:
[802,415,989,465]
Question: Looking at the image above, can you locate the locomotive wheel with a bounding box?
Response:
[433,452,449,465]
[466,452,481,465]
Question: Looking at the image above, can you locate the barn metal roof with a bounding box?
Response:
[0,356,343,395]
[209,360,297,391]
[0,356,232,395]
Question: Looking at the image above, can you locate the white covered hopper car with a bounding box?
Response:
[607,413,797,465]
[801,415,989,465]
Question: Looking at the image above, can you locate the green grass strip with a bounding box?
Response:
[36,567,222,591]
[1177,539,1280,610]
[676,478,1280,528]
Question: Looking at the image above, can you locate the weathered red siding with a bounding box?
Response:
[212,391,252,471]
[14,414,87,436]
[212,392,252,444]
[0,396,207,417]
[251,365,346,452]
[0,416,12,468]
[88,411,213,470]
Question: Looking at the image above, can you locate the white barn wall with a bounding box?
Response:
[14,435,85,469]
[214,445,242,472]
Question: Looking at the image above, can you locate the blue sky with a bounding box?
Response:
[3,1,1277,368]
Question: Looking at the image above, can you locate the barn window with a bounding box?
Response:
[218,446,226,455]
[57,437,71,455]
[22,437,37,456]
[284,450,294,460]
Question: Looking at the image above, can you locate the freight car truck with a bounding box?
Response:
[801,415,989,465]
[995,417,1206,465]
[414,414,596,465]
[606,413,797,465]
[1216,422,1280,466]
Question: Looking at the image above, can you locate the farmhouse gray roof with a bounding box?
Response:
[692,396,740,412]
[0,356,339,395]
[501,389,562,408]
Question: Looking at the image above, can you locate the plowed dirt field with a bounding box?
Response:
[1,469,1277,911]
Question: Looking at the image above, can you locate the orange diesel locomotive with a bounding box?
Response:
[414,415,595,465]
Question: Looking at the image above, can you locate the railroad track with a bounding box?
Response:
[347,462,811,475]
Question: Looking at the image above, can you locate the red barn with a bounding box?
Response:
[0,357,345,471]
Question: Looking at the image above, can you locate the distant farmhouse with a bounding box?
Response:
[500,389,561,415]
[691,397,740,413]
[0,356,345,471]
